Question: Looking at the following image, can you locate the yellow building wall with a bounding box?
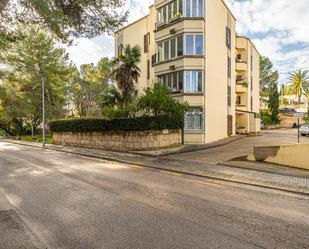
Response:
[205,0,236,143]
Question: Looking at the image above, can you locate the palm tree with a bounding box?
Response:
[112,44,141,103]
[287,70,309,104]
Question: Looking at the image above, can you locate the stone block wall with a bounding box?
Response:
[53,129,182,151]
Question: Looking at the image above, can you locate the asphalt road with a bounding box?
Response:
[0,141,308,249]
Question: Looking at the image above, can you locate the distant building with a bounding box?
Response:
[115,0,260,144]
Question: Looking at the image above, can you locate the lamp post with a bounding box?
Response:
[35,64,46,147]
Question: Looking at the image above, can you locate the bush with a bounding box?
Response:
[138,84,189,117]
[49,114,184,133]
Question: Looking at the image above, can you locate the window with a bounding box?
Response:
[227,85,231,107]
[184,0,204,17]
[185,107,204,130]
[195,35,203,55]
[157,42,163,62]
[177,35,183,56]
[251,55,253,71]
[144,33,150,53]
[158,71,184,93]
[147,60,150,79]
[226,27,231,49]
[251,96,253,111]
[185,34,204,55]
[184,71,203,93]
[170,38,176,58]
[186,35,194,55]
[236,54,241,61]
[251,76,253,91]
[236,96,241,105]
[157,0,185,25]
[164,40,170,60]
[227,57,231,78]
[157,34,204,62]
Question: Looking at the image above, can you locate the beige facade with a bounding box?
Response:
[115,0,260,144]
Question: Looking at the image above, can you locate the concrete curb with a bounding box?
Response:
[2,139,309,197]
[129,135,247,157]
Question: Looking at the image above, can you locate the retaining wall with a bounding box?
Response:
[53,129,182,151]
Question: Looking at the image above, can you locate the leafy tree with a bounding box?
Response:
[68,57,113,117]
[0,27,71,135]
[286,70,309,104]
[138,84,189,117]
[0,0,127,44]
[260,56,279,97]
[112,44,141,103]
[267,83,280,124]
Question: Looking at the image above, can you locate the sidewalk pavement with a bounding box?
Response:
[2,139,309,195]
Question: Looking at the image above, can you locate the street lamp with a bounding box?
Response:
[35,64,46,147]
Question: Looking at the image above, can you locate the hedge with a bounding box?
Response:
[49,114,184,133]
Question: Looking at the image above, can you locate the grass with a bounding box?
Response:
[20,134,53,144]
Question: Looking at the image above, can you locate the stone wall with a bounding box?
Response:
[53,129,182,151]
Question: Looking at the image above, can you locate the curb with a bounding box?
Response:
[2,139,309,197]
[218,162,309,179]
[130,135,247,157]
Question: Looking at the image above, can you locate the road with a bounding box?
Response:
[0,141,308,249]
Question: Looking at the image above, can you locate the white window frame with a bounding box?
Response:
[184,34,204,56]
[185,107,204,130]
[184,70,204,93]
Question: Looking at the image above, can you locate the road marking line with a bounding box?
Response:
[160,170,182,177]
[129,165,145,169]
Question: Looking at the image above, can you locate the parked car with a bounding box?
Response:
[279,108,297,115]
[299,123,309,136]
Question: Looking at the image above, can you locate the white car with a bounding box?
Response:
[299,123,309,136]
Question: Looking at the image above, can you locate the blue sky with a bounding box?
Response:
[66,0,309,84]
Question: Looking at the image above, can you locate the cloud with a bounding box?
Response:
[225,0,309,83]
[67,0,309,84]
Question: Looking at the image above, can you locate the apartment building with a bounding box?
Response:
[115,0,260,144]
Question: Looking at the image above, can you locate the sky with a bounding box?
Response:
[66,0,309,85]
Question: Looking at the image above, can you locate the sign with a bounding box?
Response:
[293,113,304,119]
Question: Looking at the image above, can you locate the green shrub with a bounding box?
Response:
[49,114,184,133]
[138,84,189,117]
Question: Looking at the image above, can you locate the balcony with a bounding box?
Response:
[236,104,248,112]
[236,61,247,72]
[236,83,248,93]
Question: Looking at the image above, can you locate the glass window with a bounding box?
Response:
[195,35,203,55]
[164,40,170,60]
[185,107,203,130]
[198,0,204,16]
[192,0,197,17]
[186,35,194,55]
[178,71,183,91]
[184,71,203,93]
[177,36,183,56]
[197,71,203,92]
[173,1,177,18]
[162,6,167,23]
[184,0,204,17]
[185,0,191,17]
[179,0,183,15]
[167,74,173,90]
[170,38,176,59]
[168,4,172,22]
[157,42,163,62]
[172,72,178,92]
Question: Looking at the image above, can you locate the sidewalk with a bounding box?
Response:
[2,139,309,195]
